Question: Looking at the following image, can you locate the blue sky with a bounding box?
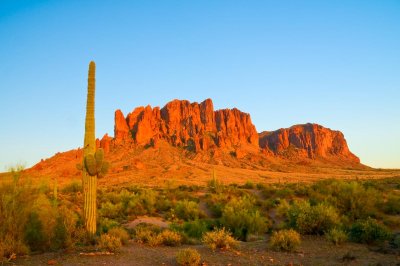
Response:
[0,0,399,170]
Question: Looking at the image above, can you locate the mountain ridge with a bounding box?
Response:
[27,98,366,185]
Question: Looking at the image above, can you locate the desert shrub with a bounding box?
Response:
[269,229,301,252]
[159,230,183,246]
[391,234,400,248]
[176,248,201,266]
[242,181,255,189]
[349,218,391,244]
[24,212,46,251]
[62,180,82,193]
[99,201,123,219]
[382,194,400,215]
[53,205,78,249]
[221,196,268,240]
[309,180,379,220]
[139,189,157,214]
[134,224,162,246]
[98,218,119,233]
[326,228,348,245]
[98,233,122,252]
[287,201,339,235]
[0,170,34,257]
[202,228,239,251]
[175,200,203,221]
[108,227,130,245]
[182,219,214,239]
[155,195,172,212]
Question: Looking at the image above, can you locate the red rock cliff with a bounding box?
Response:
[113,98,259,151]
[259,123,360,163]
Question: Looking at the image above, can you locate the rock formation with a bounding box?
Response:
[100,99,359,164]
[113,98,259,152]
[259,123,360,163]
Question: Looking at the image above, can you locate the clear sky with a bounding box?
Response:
[0,0,399,170]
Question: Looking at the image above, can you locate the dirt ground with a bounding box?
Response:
[9,236,400,266]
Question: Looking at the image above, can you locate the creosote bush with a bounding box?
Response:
[134,224,183,246]
[202,228,239,251]
[175,200,203,221]
[326,228,348,245]
[97,233,122,252]
[159,230,183,246]
[176,248,201,266]
[107,227,130,245]
[269,229,301,252]
[221,196,268,241]
[287,201,339,235]
[349,218,391,244]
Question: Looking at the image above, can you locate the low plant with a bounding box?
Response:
[287,201,339,235]
[269,229,301,252]
[108,227,130,245]
[221,196,268,240]
[134,225,161,245]
[97,233,122,252]
[326,228,348,245]
[175,200,203,221]
[202,228,238,251]
[182,219,213,239]
[176,248,201,266]
[159,230,183,246]
[349,218,391,244]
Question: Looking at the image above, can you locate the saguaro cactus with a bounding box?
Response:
[81,61,110,236]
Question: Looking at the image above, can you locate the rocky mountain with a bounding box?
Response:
[259,124,360,163]
[101,98,358,162]
[107,98,258,154]
[28,98,363,185]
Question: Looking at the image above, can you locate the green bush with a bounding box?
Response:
[139,189,157,214]
[134,225,161,245]
[309,180,379,220]
[202,228,239,251]
[325,228,348,245]
[176,248,201,266]
[391,234,400,248]
[108,227,130,245]
[175,200,203,221]
[269,229,301,252]
[221,196,268,240]
[242,181,255,189]
[98,218,119,233]
[287,201,339,235]
[61,180,82,193]
[98,233,122,252]
[382,194,400,215]
[182,219,214,239]
[349,218,391,244]
[24,212,46,251]
[99,201,123,219]
[159,230,183,246]
[0,171,34,258]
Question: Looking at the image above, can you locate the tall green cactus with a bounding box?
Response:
[81,61,109,236]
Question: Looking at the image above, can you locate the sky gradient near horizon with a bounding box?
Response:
[0,0,399,170]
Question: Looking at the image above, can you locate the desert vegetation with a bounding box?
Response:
[1,166,400,264]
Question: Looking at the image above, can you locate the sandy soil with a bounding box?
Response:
[10,236,400,266]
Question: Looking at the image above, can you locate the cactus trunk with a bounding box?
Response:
[83,61,97,236]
